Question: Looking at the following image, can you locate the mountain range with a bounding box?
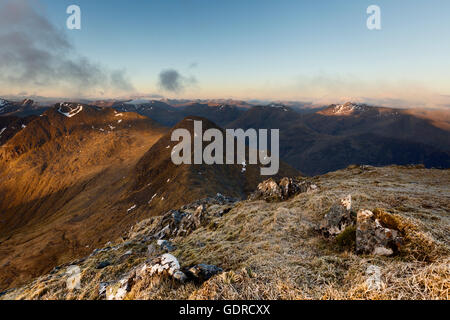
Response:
[110,100,450,175]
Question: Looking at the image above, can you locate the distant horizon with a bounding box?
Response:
[2,93,450,111]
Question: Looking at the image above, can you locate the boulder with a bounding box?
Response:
[250,177,314,201]
[157,240,175,252]
[106,274,135,300]
[186,264,223,282]
[356,209,402,256]
[320,195,354,237]
[365,265,383,290]
[96,260,111,269]
[98,282,108,297]
[148,253,187,283]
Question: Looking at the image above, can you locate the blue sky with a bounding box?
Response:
[2,0,450,107]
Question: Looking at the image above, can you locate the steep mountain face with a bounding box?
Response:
[114,101,247,127]
[0,104,168,290]
[178,104,246,127]
[227,103,450,175]
[0,109,298,291]
[0,115,38,145]
[0,98,48,117]
[114,100,184,127]
[128,116,299,217]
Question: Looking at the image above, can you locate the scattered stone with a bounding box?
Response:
[365,265,383,290]
[96,260,111,269]
[106,274,134,300]
[116,250,133,264]
[66,265,81,290]
[99,282,108,296]
[356,209,402,256]
[50,266,61,274]
[320,195,354,237]
[147,243,156,256]
[185,264,223,282]
[157,240,176,252]
[149,254,183,277]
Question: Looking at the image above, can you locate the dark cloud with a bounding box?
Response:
[158,69,183,92]
[158,69,197,93]
[0,0,134,96]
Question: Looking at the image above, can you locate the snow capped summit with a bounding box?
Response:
[57,103,84,118]
[0,98,7,107]
[268,103,290,112]
[327,102,371,115]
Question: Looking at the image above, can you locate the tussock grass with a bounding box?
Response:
[3,166,449,300]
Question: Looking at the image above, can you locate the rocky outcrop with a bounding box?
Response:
[104,253,222,300]
[249,177,316,201]
[136,194,238,240]
[319,195,354,237]
[157,240,175,252]
[319,196,405,257]
[147,254,187,282]
[356,210,402,256]
[185,264,223,282]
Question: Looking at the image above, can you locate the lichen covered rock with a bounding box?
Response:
[250,177,315,201]
[186,264,223,282]
[320,195,354,237]
[356,209,402,256]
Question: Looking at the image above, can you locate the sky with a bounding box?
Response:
[1,0,450,108]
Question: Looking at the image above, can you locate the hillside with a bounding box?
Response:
[2,165,448,300]
[114,101,246,127]
[228,103,450,175]
[0,109,298,291]
[0,104,167,289]
[127,116,298,216]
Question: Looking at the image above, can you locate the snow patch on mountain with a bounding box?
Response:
[58,103,84,118]
[331,102,368,115]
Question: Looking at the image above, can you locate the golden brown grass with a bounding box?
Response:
[2,166,449,300]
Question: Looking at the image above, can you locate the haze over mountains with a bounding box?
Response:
[2,98,449,175]
[106,99,450,175]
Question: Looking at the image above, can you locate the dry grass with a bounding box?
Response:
[2,166,449,300]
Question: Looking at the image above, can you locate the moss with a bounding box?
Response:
[335,225,356,250]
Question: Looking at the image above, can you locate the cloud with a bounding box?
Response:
[158,69,197,93]
[0,0,134,97]
[289,73,450,109]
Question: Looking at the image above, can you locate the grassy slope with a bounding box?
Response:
[3,165,448,300]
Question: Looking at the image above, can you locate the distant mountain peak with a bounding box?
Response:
[331,102,369,114]
[0,98,8,107]
[267,103,290,111]
[316,102,373,116]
